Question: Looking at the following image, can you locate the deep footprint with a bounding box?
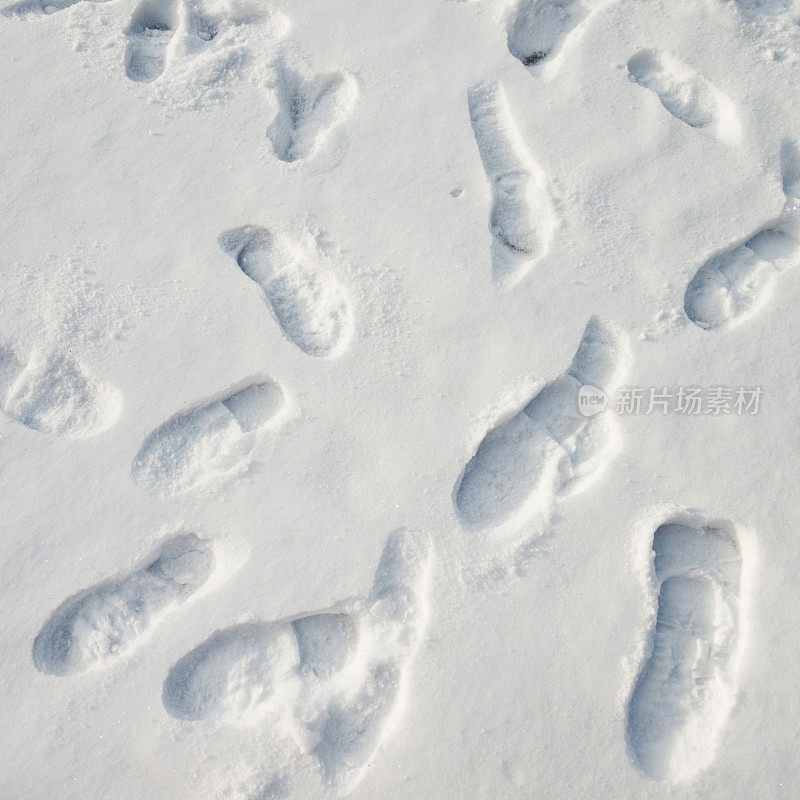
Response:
[627,516,747,782]
[506,0,594,78]
[0,345,121,438]
[684,139,800,330]
[267,55,358,164]
[163,528,432,794]
[218,225,353,357]
[33,533,215,676]
[131,379,286,496]
[627,49,741,145]
[455,316,626,530]
[468,81,557,287]
[124,0,179,83]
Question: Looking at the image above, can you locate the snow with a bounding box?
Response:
[1,0,800,797]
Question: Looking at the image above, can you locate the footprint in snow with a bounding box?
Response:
[684,139,800,331]
[468,81,557,287]
[506,0,610,79]
[455,316,627,530]
[218,225,353,358]
[627,49,741,145]
[124,0,180,83]
[627,514,750,783]
[0,345,121,438]
[267,54,358,164]
[162,528,433,795]
[33,533,215,676]
[1,0,105,19]
[121,0,288,92]
[131,379,286,496]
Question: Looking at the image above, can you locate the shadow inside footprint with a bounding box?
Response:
[266,57,358,164]
[626,48,741,145]
[506,0,587,74]
[467,81,558,287]
[125,0,179,83]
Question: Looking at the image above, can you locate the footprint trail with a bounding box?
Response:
[163,528,432,795]
[627,49,741,145]
[627,515,749,782]
[0,345,121,438]
[33,533,215,676]
[218,225,353,357]
[684,139,800,330]
[131,378,286,496]
[468,81,557,287]
[455,316,626,530]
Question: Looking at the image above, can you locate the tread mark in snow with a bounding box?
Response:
[131,379,286,496]
[468,81,557,287]
[162,529,432,795]
[627,49,741,145]
[0,346,121,438]
[627,516,747,783]
[33,533,215,676]
[218,225,353,357]
[455,316,626,529]
[684,139,800,330]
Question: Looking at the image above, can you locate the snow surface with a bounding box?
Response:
[2,0,800,797]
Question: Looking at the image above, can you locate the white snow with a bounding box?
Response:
[2,0,800,797]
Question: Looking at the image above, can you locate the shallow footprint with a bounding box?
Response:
[468,81,557,287]
[627,515,748,782]
[124,0,179,83]
[218,225,353,357]
[267,55,358,164]
[33,533,215,676]
[163,529,433,795]
[1,0,105,19]
[455,316,626,530]
[684,139,800,330]
[627,49,741,145]
[131,379,286,496]
[0,345,121,438]
[506,0,596,79]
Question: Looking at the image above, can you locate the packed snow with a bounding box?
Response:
[2,0,800,797]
